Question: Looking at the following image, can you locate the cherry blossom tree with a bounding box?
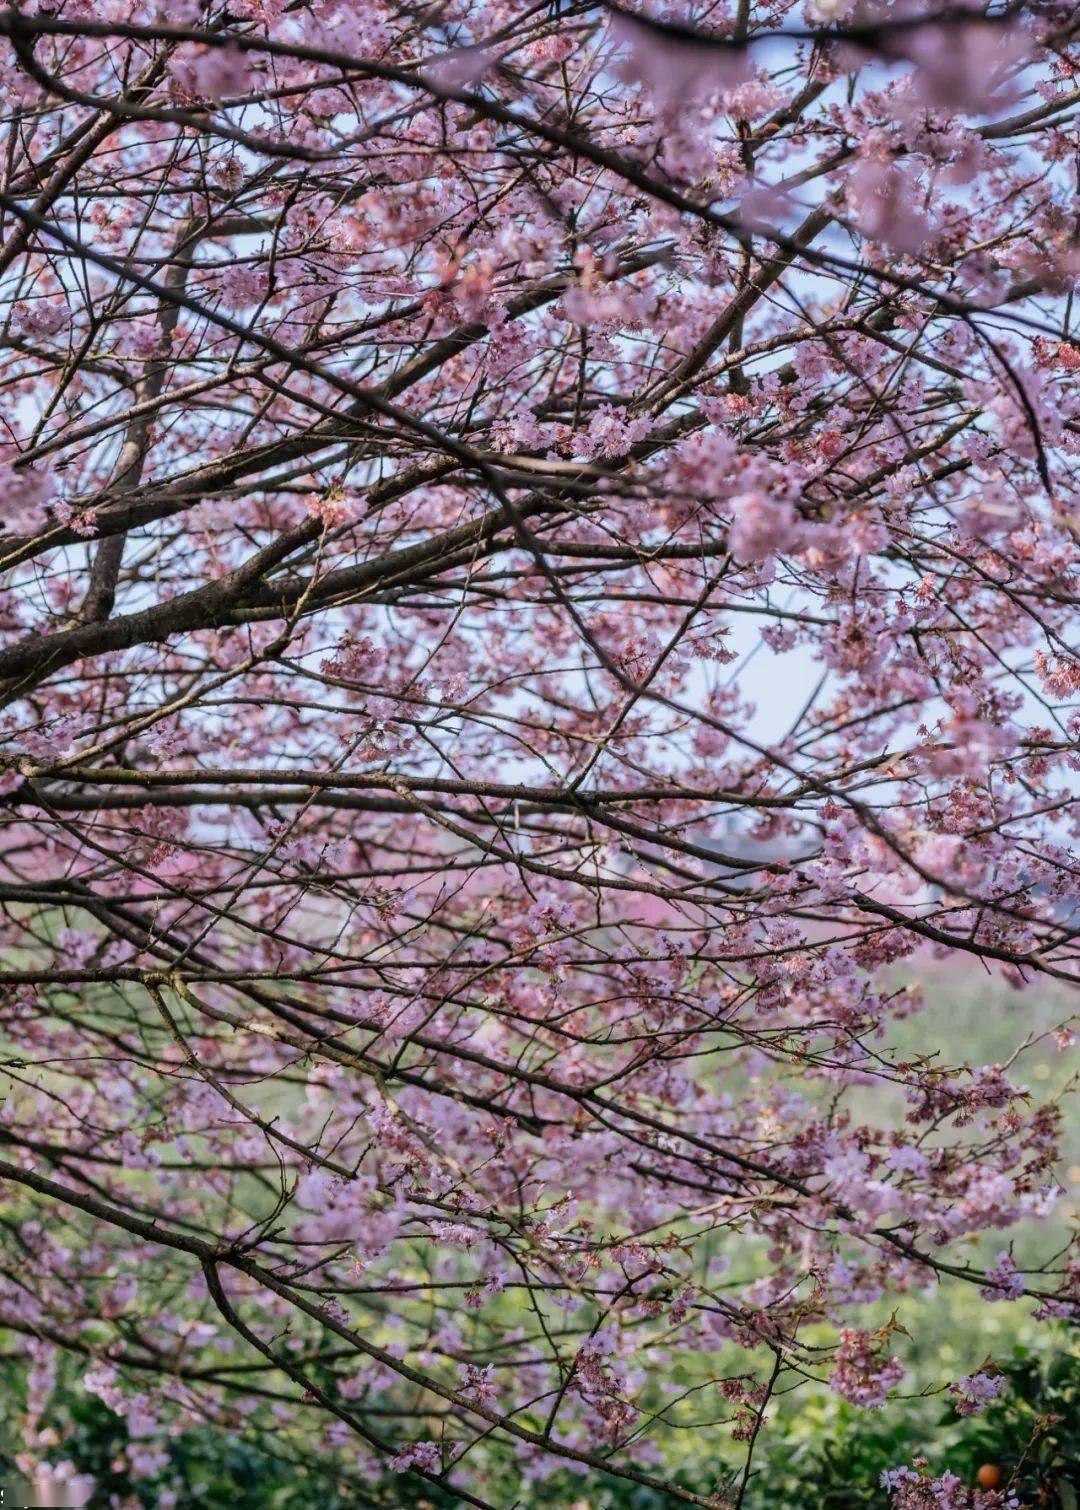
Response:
[0,0,1077,1503]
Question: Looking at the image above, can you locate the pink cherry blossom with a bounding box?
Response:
[388,1440,442,1473]
[881,20,1030,118]
[848,158,935,254]
[981,1252,1025,1302]
[947,1371,1005,1417]
[608,7,752,109]
[170,45,252,105]
[726,490,803,562]
[829,1329,905,1407]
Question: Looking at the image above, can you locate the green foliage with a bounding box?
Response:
[0,1328,1075,1507]
[950,1343,1080,1509]
[0,1361,359,1509]
[501,1331,1078,1509]
[748,1336,1079,1510]
[1,957,1074,1507]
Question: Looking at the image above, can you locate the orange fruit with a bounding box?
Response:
[977,1464,1003,1490]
